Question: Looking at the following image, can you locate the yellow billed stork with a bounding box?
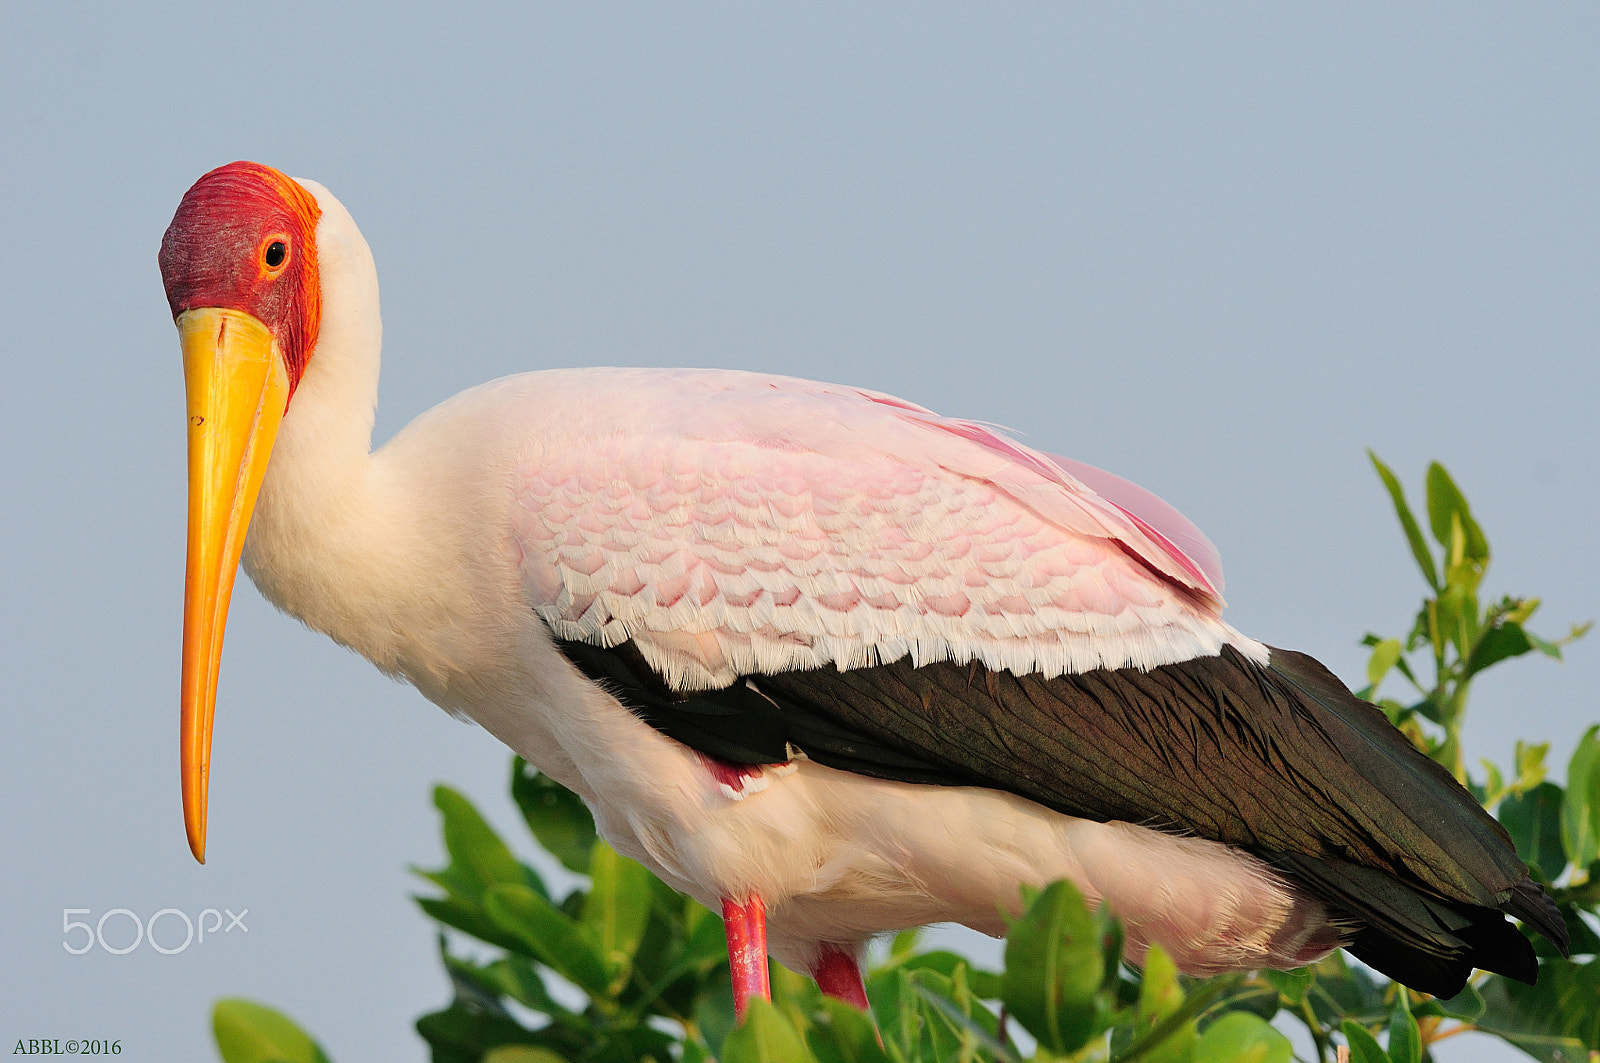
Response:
[160,161,1566,1014]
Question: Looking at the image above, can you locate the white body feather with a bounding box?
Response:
[241,182,1338,975]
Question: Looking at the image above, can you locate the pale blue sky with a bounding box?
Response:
[3,6,1596,1060]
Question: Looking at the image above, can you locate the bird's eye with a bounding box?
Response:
[263,240,288,270]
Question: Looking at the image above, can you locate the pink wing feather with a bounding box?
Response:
[508,369,1248,690]
[852,390,1222,600]
[1041,454,1224,598]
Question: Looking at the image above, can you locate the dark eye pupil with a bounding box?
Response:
[265,241,287,268]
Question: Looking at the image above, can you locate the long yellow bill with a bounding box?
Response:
[179,307,289,863]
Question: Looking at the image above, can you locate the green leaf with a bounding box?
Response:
[1481,758,1508,808]
[1369,452,1440,591]
[1339,1020,1388,1063]
[1375,698,1409,727]
[582,839,654,986]
[806,997,892,1063]
[1517,741,1551,793]
[1306,951,1386,1025]
[1001,879,1106,1054]
[1464,621,1538,679]
[469,955,572,1019]
[1561,725,1600,870]
[1554,620,1594,653]
[413,998,552,1062]
[682,894,736,966]
[483,1049,570,1063]
[768,961,817,1030]
[881,968,924,1061]
[1434,580,1481,667]
[890,928,922,957]
[907,969,968,1063]
[1416,980,1485,1023]
[1425,462,1489,562]
[1131,945,1195,1063]
[694,968,739,1056]
[909,970,1017,1063]
[412,785,549,956]
[1476,962,1600,1061]
[1192,1012,1289,1063]
[415,894,530,955]
[1365,638,1403,693]
[1387,990,1420,1063]
[483,883,611,998]
[510,758,597,875]
[426,785,531,899]
[436,944,522,1019]
[1136,944,1182,1020]
[1500,781,1570,883]
[722,998,819,1063]
[1261,967,1315,1007]
[615,1023,684,1061]
[1100,911,1126,994]
[1544,902,1600,958]
[621,889,725,1019]
[873,948,1002,1000]
[212,999,334,1063]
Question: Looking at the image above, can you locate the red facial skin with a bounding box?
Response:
[159,161,322,398]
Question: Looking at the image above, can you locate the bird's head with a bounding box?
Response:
[159,161,322,863]
[161,161,323,395]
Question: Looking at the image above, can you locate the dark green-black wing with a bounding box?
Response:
[553,634,1566,996]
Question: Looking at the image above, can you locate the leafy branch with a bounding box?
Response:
[211,460,1598,1063]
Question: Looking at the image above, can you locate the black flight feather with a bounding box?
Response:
[550,632,1566,996]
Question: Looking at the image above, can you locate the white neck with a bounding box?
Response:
[241,181,398,668]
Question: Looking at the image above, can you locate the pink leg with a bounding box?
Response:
[722,895,770,1018]
[812,943,870,1010]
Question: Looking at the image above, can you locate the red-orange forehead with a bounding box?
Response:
[159,161,323,397]
[189,160,320,232]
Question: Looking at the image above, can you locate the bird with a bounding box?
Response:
[160,160,1565,1017]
